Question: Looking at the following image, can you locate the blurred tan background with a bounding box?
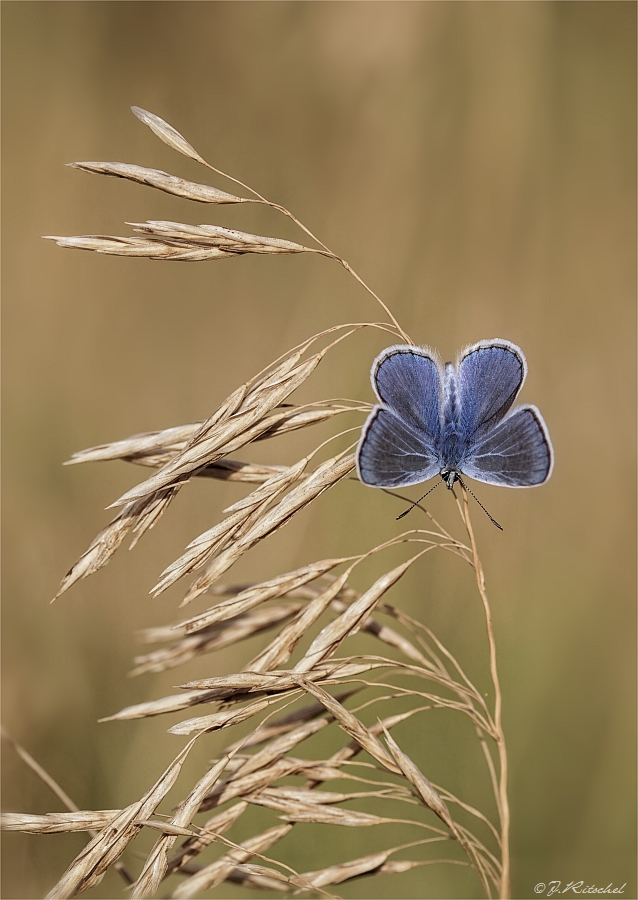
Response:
[2,3,635,898]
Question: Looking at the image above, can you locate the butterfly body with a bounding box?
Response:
[356,339,553,492]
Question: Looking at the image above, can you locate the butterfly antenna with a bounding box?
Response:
[396,480,442,520]
[456,475,503,531]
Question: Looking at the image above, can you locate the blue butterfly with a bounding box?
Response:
[356,339,553,524]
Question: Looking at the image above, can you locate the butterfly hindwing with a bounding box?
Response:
[461,405,553,487]
[356,407,440,488]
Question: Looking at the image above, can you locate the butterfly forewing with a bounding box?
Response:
[457,341,526,440]
[373,346,441,443]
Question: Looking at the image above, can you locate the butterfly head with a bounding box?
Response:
[440,468,460,490]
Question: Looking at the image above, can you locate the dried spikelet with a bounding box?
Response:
[170,824,293,899]
[53,487,179,600]
[256,797,393,828]
[45,737,199,899]
[112,351,325,508]
[165,801,248,877]
[293,558,416,673]
[226,868,290,893]
[131,602,305,675]
[292,679,401,776]
[130,753,232,899]
[167,697,276,736]
[0,811,120,834]
[251,785,403,806]
[99,689,222,722]
[228,863,296,890]
[231,714,335,779]
[381,726,492,896]
[176,558,349,632]
[131,107,207,164]
[44,218,316,261]
[69,162,252,205]
[65,423,201,465]
[133,219,310,252]
[329,597,431,667]
[151,456,311,597]
[225,696,351,752]
[291,850,391,889]
[180,659,388,694]
[199,758,305,812]
[181,453,356,602]
[291,854,469,891]
[246,567,356,673]
[382,728,454,829]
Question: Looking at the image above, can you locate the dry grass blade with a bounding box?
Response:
[69,162,251,204]
[45,737,199,899]
[177,558,348,633]
[170,824,293,899]
[0,811,120,834]
[293,558,416,673]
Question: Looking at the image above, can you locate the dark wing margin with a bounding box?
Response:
[457,340,526,439]
[356,407,440,488]
[372,345,442,444]
[461,405,553,487]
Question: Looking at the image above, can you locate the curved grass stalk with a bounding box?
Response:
[458,488,510,899]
